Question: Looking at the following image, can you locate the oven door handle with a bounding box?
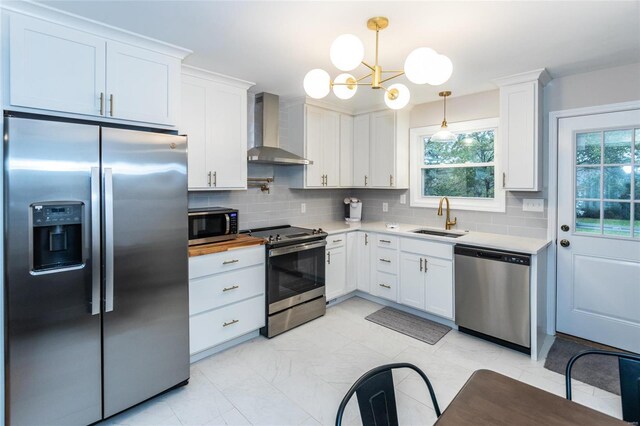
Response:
[269,240,327,257]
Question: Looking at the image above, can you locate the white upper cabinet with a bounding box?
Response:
[106,41,180,126]
[340,114,354,187]
[370,110,397,187]
[352,114,371,187]
[180,66,254,190]
[495,69,550,191]
[8,13,106,117]
[4,8,191,127]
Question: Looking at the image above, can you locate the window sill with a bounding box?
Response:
[410,196,506,212]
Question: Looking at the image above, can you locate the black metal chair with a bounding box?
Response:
[335,362,441,426]
[565,349,640,424]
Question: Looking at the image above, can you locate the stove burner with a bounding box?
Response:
[248,225,327,247]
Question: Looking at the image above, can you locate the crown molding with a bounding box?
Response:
[182,65,255,90]
[493,68,552,87]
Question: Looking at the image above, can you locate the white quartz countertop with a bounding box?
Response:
[296,220,551,255]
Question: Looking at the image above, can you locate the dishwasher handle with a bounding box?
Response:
[454,245,530,266]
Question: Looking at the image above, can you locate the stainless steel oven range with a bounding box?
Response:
[249,225,328,337]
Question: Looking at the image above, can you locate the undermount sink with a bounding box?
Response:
[411,229,464,238]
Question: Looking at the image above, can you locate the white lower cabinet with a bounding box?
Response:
[188,245,265,356]
[423,256,454,319]
[345,232,358,293]
[356,232,372,293]
[399,253,425,309]
[326,238,347,301]
[372,271,398,302]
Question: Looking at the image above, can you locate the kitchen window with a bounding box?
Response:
[409,118,505,212]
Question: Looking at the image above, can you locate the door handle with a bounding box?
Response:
[560,239,570,248]
[208,171,212,186]
[213,171,217,187]
[109,94,114,117]
[104,167,114,312]
[364,233,368,245]
[390,174,394,186]
[327,251,331,264]
[99,92,105,116]
[380,239,391,244]
[332,239,342,243]
[502,172,506,188]
[424,258,428,272]
[222,285,239,292]
[223,319,239,327]
[420,257,423,272]
[90,167,101,315]
[379,283,391,289]
[223,259,239,265]
[379,258,391,263]
[364,175,368,186]
[561,224,570,232]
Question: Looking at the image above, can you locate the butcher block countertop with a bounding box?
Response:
[188,235,266,257]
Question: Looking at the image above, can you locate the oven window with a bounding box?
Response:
[268,245,325,306]
[189,215,226,240]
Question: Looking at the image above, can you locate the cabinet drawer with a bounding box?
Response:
[373,271,397,302]
[189,264,265,315]
[377,235,398,249]
[326,233,346,249]
[189,245,265,279]
[400,238,453,260]
[376,247,397,274]
[189,295,265,355]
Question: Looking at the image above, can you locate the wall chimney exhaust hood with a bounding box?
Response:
[247,93,312,165]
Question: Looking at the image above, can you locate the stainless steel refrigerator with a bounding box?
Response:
[3,115,190,425]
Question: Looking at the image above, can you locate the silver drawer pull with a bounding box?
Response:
[380,239,391,243]
[223,259,239,265]
[222,285,239,292]
[223,319,239,327]
[332,239,342,243]
[379,284,391,289]
[379,258,391,263]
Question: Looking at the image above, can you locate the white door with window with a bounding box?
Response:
[557,109,640,353]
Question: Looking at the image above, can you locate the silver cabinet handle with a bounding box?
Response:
[90,167,101,315]
[365,234,368,245]
[380,239,391,244]
[99,92,105,116]
[104,167,114,312]
[390,174,394,186]
[109,94,114,117]
[223,259,239,265]
[327,251,331,264]
[213,171,217,187]
[364,175,368,186]
[419,257,423,272]
[223,319,239,327]
[208,171,212,187]
[379,283,391,289]
[332,239,342,243]
[502,172,506,188]
[223,285,239,292]
[424,258,428,273]
[379,258,391,263]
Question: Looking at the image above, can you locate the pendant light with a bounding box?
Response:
[430,91,458,143]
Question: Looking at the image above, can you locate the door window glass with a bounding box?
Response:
[575,128,638,238]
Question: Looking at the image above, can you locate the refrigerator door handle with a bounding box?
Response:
[104,167,115,312]
[91,167,101,315]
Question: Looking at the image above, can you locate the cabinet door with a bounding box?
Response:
[326,246,346,300]
[322,110,341,187]
[9,13,106,117]
[305,106,325,187]
[399,253,426,310]
[370,110,396,187]
[106,40,180,125]
[208,82,247,189]
[340,114,354,187]
[352,114,371,187]
[181,77,209,189]
[501,82,536,190]
[424,257,454,319]
[357,232,372,293]
[345,233,358,293]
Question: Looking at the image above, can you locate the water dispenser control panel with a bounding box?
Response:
[32,204,83,226]
[31,202,84,272]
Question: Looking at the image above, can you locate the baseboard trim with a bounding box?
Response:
[189,330,261,364]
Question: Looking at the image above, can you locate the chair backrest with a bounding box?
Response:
[335,362,441,426]
[565,349,640,423]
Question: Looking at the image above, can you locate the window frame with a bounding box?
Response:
[409,117,506,212]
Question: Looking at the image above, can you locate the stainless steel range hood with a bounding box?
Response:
[247,93,312,165]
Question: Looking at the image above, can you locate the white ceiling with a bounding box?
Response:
[36,1,640,111]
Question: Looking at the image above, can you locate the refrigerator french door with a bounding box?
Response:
[4,116,189,425]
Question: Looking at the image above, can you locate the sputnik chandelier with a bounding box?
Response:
[303,17,453,109]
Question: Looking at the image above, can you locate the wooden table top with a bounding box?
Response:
[434,369,625,426]
[188,234,266,257]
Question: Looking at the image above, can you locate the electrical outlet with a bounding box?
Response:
[382,202,389,212]
[400,194,406,204]
[301,203,306,214]
[523,198,544,212]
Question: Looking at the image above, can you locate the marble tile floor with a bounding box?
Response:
[99,297,623,426]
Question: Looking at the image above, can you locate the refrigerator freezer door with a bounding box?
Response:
[4,117,102,425]
[101,127,189,417]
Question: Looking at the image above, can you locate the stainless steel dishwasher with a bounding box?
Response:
[454,245,531,354]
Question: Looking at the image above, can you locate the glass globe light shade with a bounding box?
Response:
[425,54,453,86]
[384,83,410,110]
[330,34,364,71]
[403,47,437,84]
[303,69,331,99]
[430,124,457,143]
[332,73,357,100]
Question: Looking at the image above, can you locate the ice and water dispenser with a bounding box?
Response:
[31,202,84,272]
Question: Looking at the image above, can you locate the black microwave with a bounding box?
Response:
[188,207,239,245]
